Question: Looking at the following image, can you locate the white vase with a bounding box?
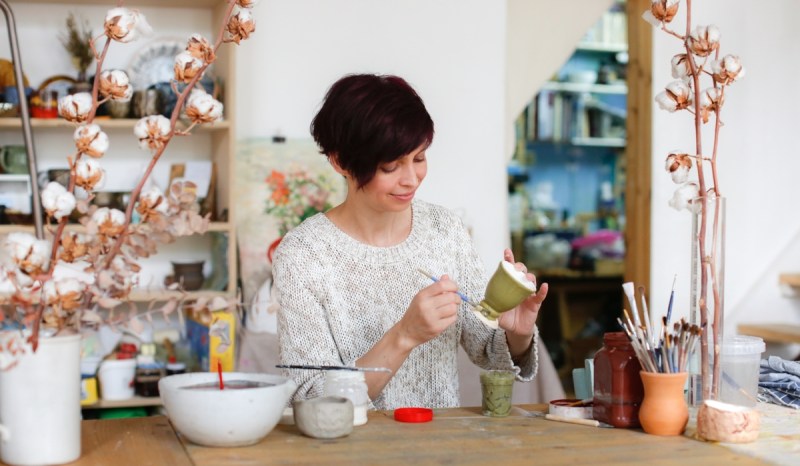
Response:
[0,333,81,465]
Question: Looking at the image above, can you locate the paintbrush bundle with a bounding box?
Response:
[617,281,701,373]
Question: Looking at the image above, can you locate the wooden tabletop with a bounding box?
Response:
[33,404,787,466]
[184,404,770,465]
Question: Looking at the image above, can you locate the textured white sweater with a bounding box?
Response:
[273,199,539,409]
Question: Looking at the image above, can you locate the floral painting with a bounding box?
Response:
[234,138,344,303]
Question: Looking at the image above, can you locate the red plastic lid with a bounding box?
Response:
[394,407,433,423]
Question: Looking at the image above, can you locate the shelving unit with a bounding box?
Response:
[509,2,629,394]
[1,0,239,301]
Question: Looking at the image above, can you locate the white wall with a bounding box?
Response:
[649,0,800,356]
[237,0,508,268]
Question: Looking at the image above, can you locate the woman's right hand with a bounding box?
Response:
[395,275,461,349]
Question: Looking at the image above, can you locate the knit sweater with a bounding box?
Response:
[273,198,539,409]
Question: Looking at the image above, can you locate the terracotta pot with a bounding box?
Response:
[638,371,689,436]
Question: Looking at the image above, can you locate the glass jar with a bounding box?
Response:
[323,371,369,426]
[592,331,644,428]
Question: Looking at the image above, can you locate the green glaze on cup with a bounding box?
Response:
[478,261,536,321]
[480,370,515,417]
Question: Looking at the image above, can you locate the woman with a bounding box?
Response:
[273,73,548,409]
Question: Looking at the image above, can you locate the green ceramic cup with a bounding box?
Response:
[478,261,536,321]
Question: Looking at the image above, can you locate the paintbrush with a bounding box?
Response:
[276,364,392,373]
[666,274,677,325]
[416,268,481,309]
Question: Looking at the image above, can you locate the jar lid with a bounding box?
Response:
[721,335,765,355]
[394,407,433,423]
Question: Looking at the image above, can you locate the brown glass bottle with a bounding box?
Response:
[592,331,644,428]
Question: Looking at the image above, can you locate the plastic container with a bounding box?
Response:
[720,335,765,407]
[592,332,644,428]
[323,371,370,426]
[98,358,137,401]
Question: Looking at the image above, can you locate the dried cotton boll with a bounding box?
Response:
[174,51,204,84]
[41,181,77,220]
[134,115,171,151]
[670,53,692,80]
[92,207,127,237]
[73,123,109,158]
[98,70,133,102]
[104,7,152,43]
[186,34,215,63]
[698,88,724,124]
[501,260,536,291]
[688,24,721,58]
[237,0,260,8]
[5,232,51,276]
[74,158,106,192]
[58,92,93,123]
[43,277,84,311]
[712,55,746,85]
[646,0,680,24]
[669,182,700,213]
[696,400,760,443]
[137,186,169,216]
[656,80,693,112]
[224,8,256,44]
[185,89,223,124]
[665,152,692,184]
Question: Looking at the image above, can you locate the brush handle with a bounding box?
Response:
[417,269,475,305]
[276,364,392,373]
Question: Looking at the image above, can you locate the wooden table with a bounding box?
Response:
[48,404,796,465]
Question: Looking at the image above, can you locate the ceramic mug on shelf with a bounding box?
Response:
[0,145,28,175]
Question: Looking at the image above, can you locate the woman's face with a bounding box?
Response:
[355,143,428,212]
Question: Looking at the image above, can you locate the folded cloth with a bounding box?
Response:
[758,356,800,409]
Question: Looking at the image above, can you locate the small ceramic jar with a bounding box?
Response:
[323,371,369,426]
[293,396,354,439]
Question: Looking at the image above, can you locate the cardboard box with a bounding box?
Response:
[186,309,236,372]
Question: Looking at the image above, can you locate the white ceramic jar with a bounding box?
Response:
[323,371,369,426]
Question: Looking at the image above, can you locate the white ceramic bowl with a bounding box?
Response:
[159,372,296,447]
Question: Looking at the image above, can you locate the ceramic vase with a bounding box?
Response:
[0,333,82,465]
[689,196,725,403]
[638,371,689,436]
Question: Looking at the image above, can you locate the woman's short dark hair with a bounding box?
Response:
[310,74,434,188]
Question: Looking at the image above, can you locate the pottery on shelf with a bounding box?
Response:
[293,396,354,439]
[165,261,205,291]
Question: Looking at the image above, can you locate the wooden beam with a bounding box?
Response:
[623,0,653,288]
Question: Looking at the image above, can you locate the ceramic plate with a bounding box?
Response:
[127,40,186,90]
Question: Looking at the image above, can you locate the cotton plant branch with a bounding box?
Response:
[0,0,257,354]
[645,0,745,400]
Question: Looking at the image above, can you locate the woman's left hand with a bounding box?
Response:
[497,249,548,355]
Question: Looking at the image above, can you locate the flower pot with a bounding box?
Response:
[638,371,689,436]
[0,333,81,465]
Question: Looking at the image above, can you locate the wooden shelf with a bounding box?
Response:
[541,81,627,95]
[737,323,800,345]
[0,118,230,131]
[779,273,800,288]
[576,42,628,53]
[570,137,626,147]
[128,289,231,301]
[0,222,234,235]
[10,0,220,7]
[83,396,162,410]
